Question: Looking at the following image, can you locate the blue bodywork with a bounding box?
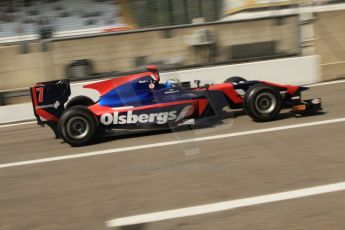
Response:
[97,76,197,108]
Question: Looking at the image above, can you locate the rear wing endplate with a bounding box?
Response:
[30,80,71,125]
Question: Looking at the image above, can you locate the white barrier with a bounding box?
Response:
[0,103,34,124]
[0,55,320,124]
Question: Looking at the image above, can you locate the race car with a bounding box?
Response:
[30,65,322,146]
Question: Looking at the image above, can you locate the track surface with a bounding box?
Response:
[0,82,345,230]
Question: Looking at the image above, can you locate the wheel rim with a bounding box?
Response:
[254,92,277,114]
[66,116,89,140]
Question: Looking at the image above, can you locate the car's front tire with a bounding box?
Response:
[244,84,282,122]
[58,106,97,146]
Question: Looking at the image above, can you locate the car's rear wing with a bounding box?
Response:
[30,80,71,126]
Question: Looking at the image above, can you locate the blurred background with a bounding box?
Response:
[1,2,345,229]
[0,0,345,105]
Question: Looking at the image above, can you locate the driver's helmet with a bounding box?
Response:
[165,78,181,89]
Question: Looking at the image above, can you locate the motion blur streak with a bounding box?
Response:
[0,121,36,128]
[106,181,345,227]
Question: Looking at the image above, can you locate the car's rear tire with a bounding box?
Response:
[58,106,97,146]
[244,84,282,122]
[224,76,247,84]
[65,96,95,109]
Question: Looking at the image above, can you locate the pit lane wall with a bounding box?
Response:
[314,8,345,81]
[0,55,320,124]
[161,55,320,86]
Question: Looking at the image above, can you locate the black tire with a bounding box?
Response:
[65,96,95,109]
[243,84,282,122]
[224,76,247,84]
[58,106,97,146]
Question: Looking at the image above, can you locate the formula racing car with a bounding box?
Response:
[30,65,322,146]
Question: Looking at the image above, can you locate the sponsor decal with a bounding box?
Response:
[100,110,178,125]
[179,119,195,126]
[164,89,180,94]
[36,101,60,109]
[312,98,321,104]
[53,101,60,109]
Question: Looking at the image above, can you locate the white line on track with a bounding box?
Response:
[0,121,36,128]
[308,79,345,87]
[1,117,345,169]
[105,181,345,228]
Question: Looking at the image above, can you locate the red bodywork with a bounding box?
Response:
[85,76,301,121]
[30,65,306,125]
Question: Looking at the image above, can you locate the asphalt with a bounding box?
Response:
[0,82,345,230]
